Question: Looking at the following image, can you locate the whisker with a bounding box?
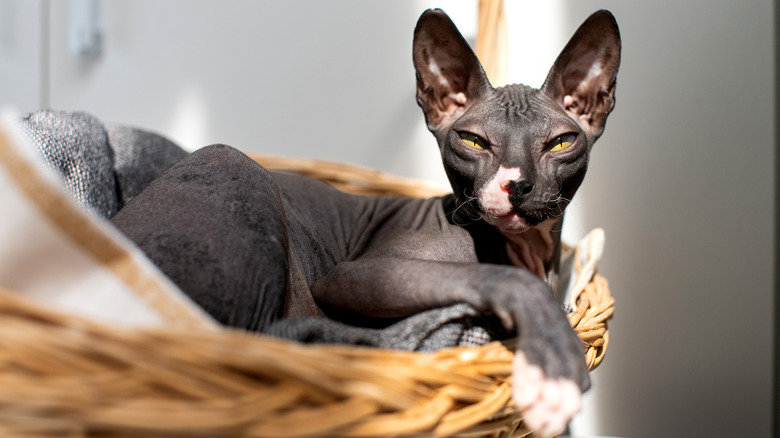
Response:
[442,190,482,227]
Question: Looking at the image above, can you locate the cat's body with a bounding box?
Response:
[112,9,620,437]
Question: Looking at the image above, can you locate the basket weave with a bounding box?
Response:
[0,155,614,438]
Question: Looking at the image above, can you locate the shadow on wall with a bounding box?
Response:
[559,1,774,437]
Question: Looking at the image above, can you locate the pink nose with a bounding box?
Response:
[500,180,512,194]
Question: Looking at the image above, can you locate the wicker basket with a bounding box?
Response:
[0,152,613,438]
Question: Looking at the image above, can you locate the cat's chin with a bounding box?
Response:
[487,212,531,234]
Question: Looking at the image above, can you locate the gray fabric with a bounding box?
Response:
[106,124,188,206]
[18,111,119,218]
[266,303,510,351]
[18,109,511,352]
[17,110,188,218]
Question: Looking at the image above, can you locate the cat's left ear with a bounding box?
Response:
[541,10,621,141]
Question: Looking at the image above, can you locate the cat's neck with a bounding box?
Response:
[501,219,557,281]
[446,195,561,281]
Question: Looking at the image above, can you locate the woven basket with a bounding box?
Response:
[0,154,613,438]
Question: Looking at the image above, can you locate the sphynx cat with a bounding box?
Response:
[112,9,621,436]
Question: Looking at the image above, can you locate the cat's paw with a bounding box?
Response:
[512,352,582,437]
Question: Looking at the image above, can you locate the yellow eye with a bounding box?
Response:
[548,134,577,152]
[459,132,488,150]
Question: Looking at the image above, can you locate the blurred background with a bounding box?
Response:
[0,1,775,436]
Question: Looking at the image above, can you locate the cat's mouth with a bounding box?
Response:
[484,211,532,234]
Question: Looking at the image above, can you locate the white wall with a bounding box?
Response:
[559,2,775,437]
[0,1,775,437]
[43,0,480,185]
[0,0,46,110]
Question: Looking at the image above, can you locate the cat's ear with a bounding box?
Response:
[541,10,621,141]
[413,9,492,134]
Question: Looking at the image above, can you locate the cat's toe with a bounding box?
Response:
[512,353,545,408]
[523,379,581,437]
[512,353,582,437]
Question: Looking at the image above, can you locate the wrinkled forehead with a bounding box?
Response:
[464,85,569,137]
[491,84,562,120]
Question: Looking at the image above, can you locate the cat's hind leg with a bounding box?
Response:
[111,144,290,331]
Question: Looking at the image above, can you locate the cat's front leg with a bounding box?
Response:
[463,266,588,437]
[313,259,587,437]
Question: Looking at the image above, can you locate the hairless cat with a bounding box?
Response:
[112,9,620,436]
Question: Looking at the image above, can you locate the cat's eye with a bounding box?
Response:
[459,132,488,150]
[547,134,577,152]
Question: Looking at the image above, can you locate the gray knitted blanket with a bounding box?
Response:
[19,111,188,218]
[18,110,510,352]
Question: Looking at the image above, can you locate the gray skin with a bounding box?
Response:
[111,8,620,401]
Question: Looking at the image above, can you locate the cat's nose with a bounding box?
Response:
[500,180,512,193]
[506,179,534,203]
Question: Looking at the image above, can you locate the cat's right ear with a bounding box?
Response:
[413,9,492,134]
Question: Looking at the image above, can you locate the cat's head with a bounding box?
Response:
[413,9,620,235]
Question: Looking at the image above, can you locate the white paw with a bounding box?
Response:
[512,353,582,437]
